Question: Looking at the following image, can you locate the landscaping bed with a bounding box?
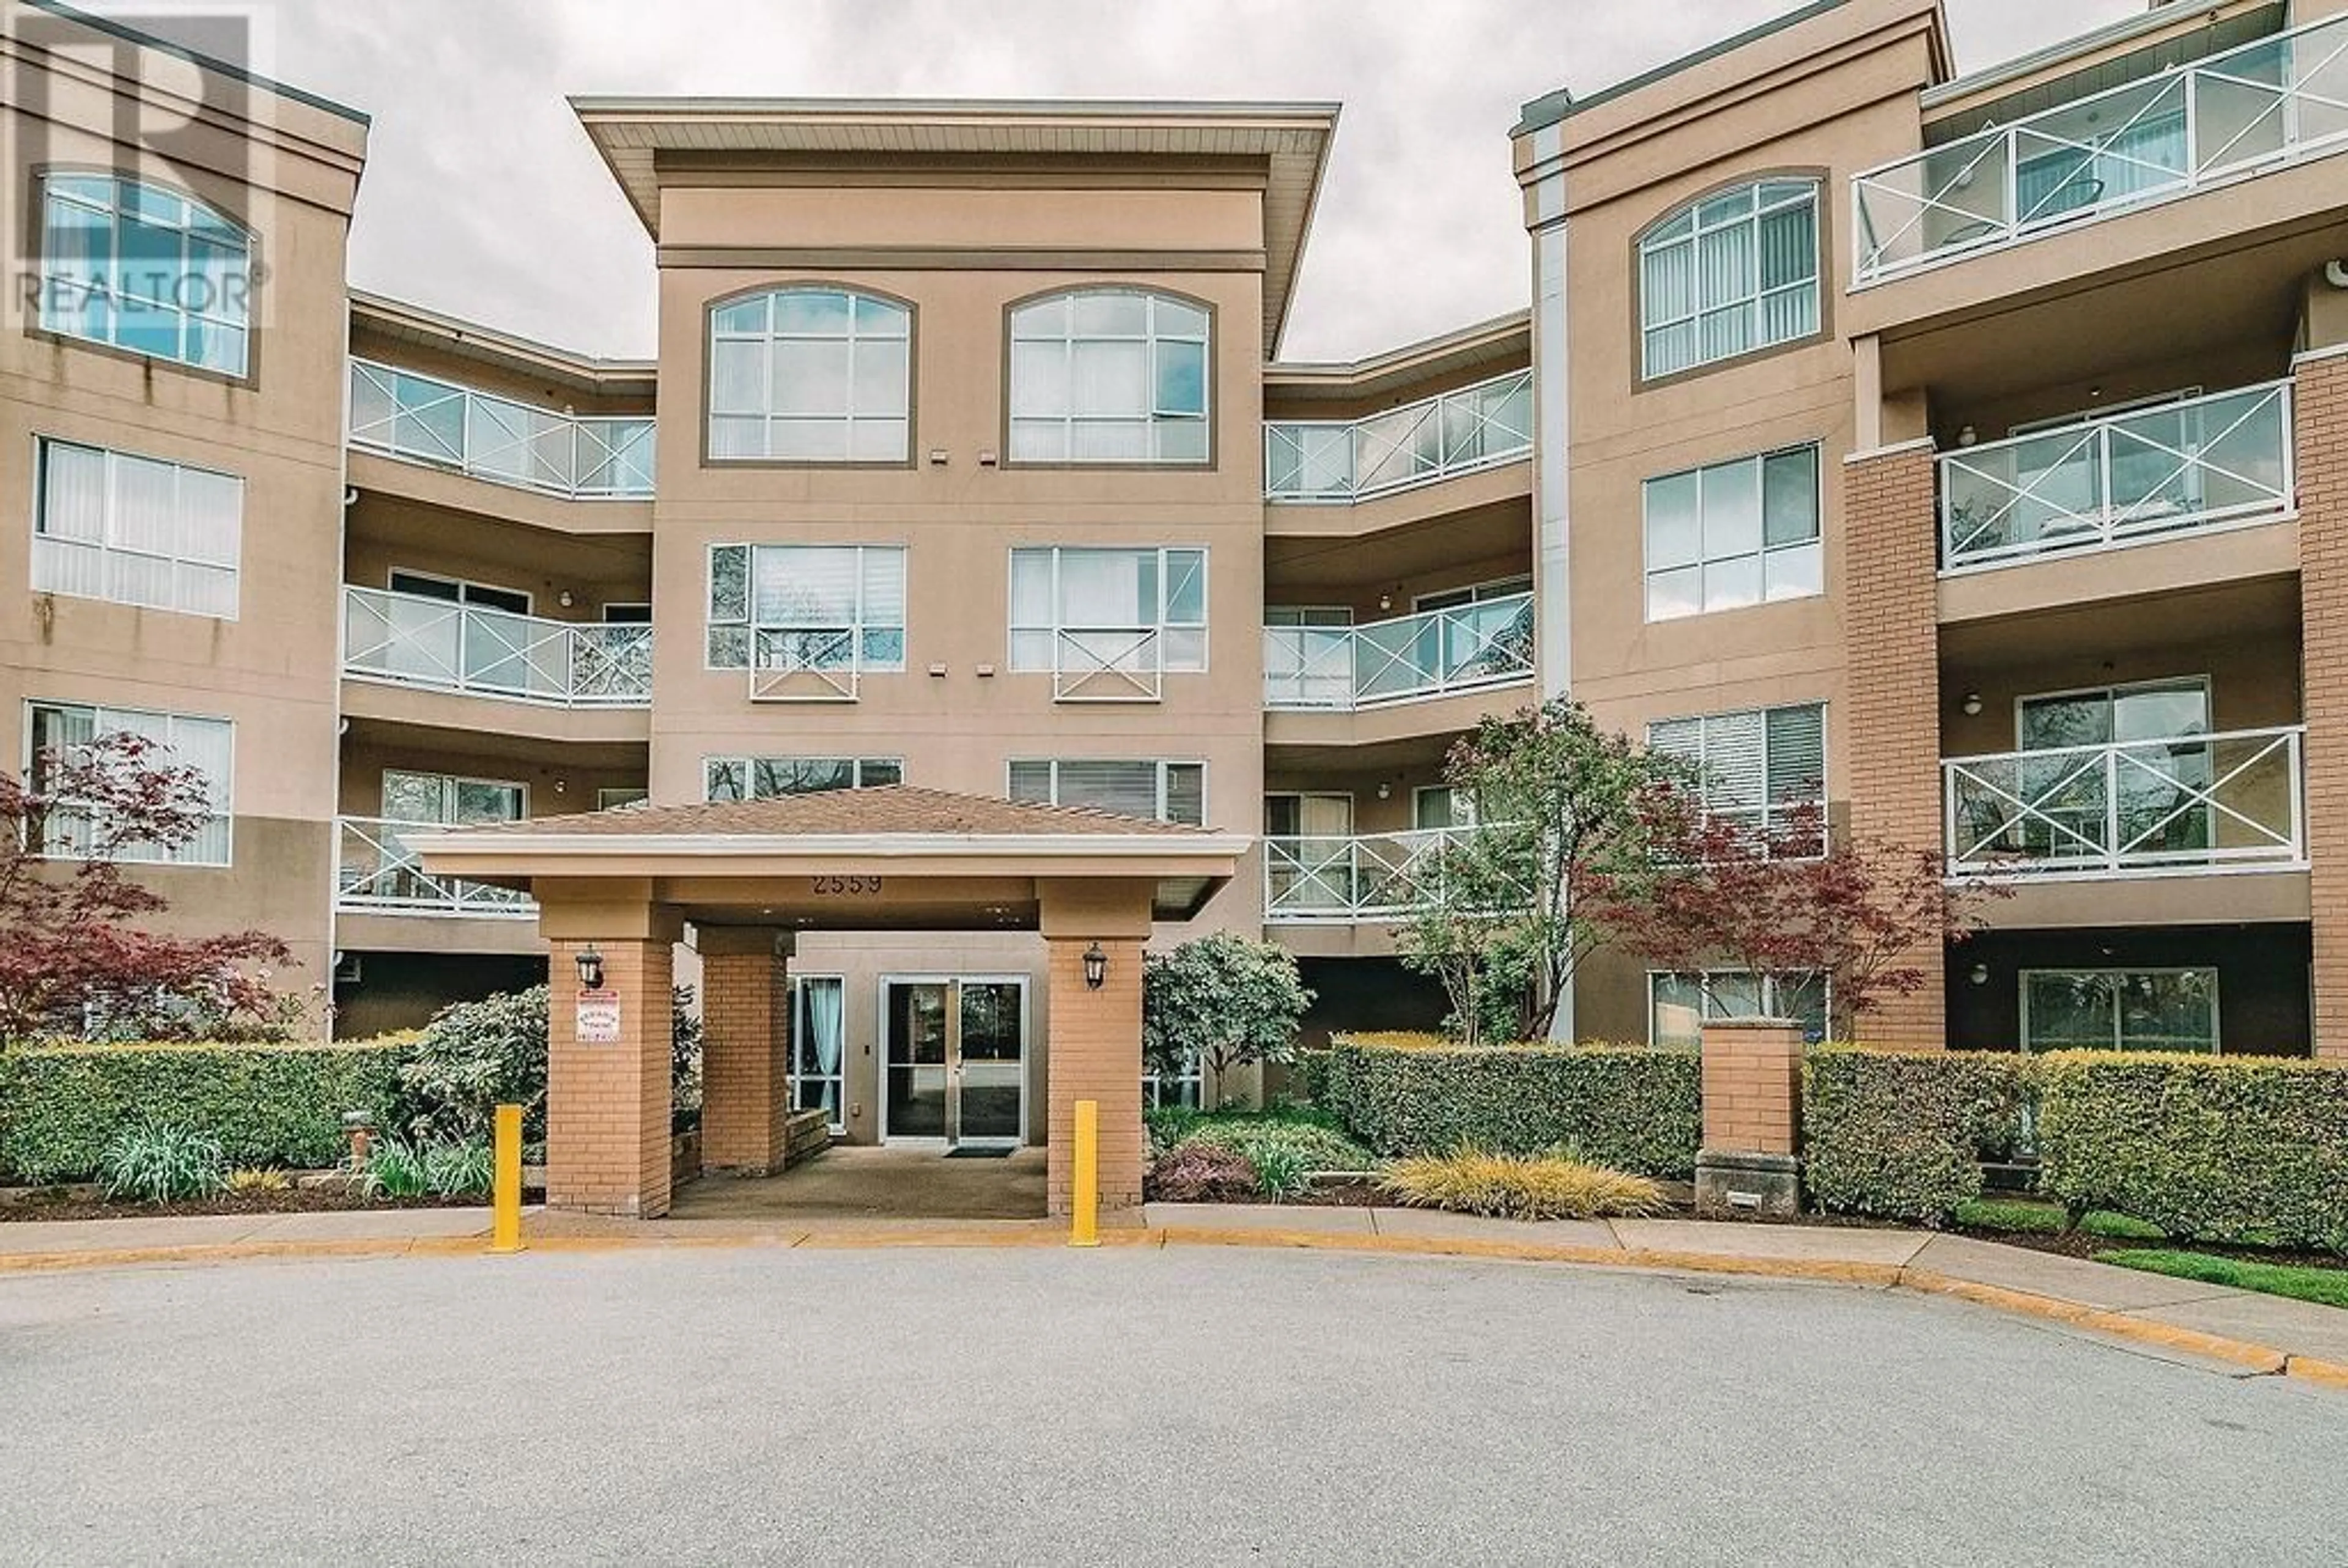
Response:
[0,1182,505,1223]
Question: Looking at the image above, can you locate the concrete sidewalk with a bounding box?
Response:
[2,1199,2342,1387]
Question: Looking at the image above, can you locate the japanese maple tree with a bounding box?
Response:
[1599,791,2003,1036]
[0,731,290,1045]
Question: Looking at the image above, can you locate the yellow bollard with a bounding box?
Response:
[1069,1097,1101,1248]
[490,1102,523,1254]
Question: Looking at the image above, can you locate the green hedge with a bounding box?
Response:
[1320,1035,1700,1179]
[1803,1048,2030,1223]
[2033,1052,2348,1250]
[0,1038,415,1184]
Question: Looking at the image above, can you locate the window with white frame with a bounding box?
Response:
[1648,702,1826,839]
[1144,1053,1203,1110]
[788,974,849,1132]
[1648,971,1828,1048]
[1412,786,1476,831]
[380,770,524,826]
[1007,759,1205,825]
[597,787,649,811]
[1639,178,1819,380]
[36,175,252,376]
[25,701,232,865]
[1008,289,1210,463]
[705,544,906,673]
[2021,968,2218,1053]
[707,288,911,462]
[704,757,903,801]
[1008,547,1206,674]
[31,439,242,618]
[1644,445,1820,620]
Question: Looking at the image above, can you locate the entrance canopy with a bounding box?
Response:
[414,787,1247,1221]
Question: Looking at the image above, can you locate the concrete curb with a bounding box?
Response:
[1,1222,2337,1391]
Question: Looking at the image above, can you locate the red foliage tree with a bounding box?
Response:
[1595,792,2005,1034]
[0,731,292,1045]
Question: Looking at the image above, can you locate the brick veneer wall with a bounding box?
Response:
[1842,441,1947,1047]
[1699,1020,1803,1155]
[2298,349,2348,1059]
[1043,935,1146,1215]
[701,946,788,1171]
[547,937,674,1216]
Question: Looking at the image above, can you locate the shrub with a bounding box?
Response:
[364,1136,430,1199]
[1379,1149,1667,1221]
[363,1136,492,1199]
[97,1120,227,1202]
[1144,1104,1203,1160]
[0,1038,412,1184]
[385,984,701,1144]
[2033,1052,2348,1251]
[1249,1143,1310,1202]
[1320,1037,1700,1179]
[1182,1117,1375,1174]
[1144,1141,1258,1204]
[1802,1047,2031,1224]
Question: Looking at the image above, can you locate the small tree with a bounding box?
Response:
[1600,794,2004,1036]
[0,732,290,1045]
[1142,932,1314,1106]
[1396,699,1685,1045]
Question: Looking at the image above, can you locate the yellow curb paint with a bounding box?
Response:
[1899,1270,2291,1374]
[2284,1355,2348,1391]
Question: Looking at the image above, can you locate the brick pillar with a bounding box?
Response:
[1695,1020,1805,1218]
[1043,935,1146,1216]
[2298,348,2348,1059]
[1843,440,1947,1047]
[547,935,675,1217]
[698,930,789,1172]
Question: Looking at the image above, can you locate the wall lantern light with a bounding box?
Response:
[1082,941,1109,991]
[575,946,606,991]
[1968,962,1990,987]
[1961,691,1984,717]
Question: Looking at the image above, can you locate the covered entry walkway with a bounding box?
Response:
[419,787,1242,1219]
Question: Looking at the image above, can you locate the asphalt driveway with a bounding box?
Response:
[0,1245,2336,1565]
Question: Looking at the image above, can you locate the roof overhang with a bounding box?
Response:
[568,97,1339,352]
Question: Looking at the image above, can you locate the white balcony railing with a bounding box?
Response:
[349,358,655,499]
[1943,726,2305,880]
[1855,13,2348,284]
[342,586,652,708]
[750,628,861,703]
[1053,627,1163,703]
[334,817,536,918]
[1264,593,1535,711]
[1940,381,2294,571]
[1264,828,1471,921]
[1265,368,1532,502]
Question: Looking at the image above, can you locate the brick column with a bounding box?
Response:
[1694,1019,1805,1218]
[547,933,676,1217]
[2298,348,2348,1059]
[1843,440,1947,1047]
[1038,877,1154,1218]
[698,930,790,1172]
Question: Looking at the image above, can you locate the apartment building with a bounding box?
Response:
[4,0,2344,1161]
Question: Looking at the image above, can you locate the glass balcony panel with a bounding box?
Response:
[347,358,654,498]
[1263,593,1534,710]
[341,585,652,708]
[1263,828,1466,921]
[1263,369,1532,501]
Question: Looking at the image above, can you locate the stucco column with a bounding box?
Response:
[1039,879,1153,1217]
[698,927,791,1173]
[2297,346,2348,1058]
[1842,439,1947,1048]
[542,891,682,1218]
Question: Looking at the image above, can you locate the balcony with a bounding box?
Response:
[1265,369,1531,502]
[1264,828,1466,922]
[334,817,536,918]
[342,586,652,708]
[1944,726,2305,880]
[348,358,655,499]
[1939,381,2294,572]
[1854,13,2348,285]
[1264,593,1534,711]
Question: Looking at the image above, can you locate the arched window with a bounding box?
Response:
[1638,178,1819,380]
[37,174,252,376]
[707,287,912,462]
[1008,288,1209,463]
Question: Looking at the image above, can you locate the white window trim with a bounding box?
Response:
[2018,966,2221,1054]
[786,973,851,1135]
[386,567,534,616]
[702,756,904,801]
[23,699,235,867]
[1006,287,1212,466]
[1005,758,1209,826]
[706,287,913,464]
[2013,674,2212,748]
[380,768,528,825]
[1646,970,1831,1045]
[1642,443,1822,623]
[703,542,909,675]
[1647,701,1829,836]
[1412,574,1535,614]
[1006,546,1211,675]
[31,436,245,620]
[36,173,253,377]
[1637,178,1820,381]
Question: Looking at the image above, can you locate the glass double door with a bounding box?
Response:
[880,977,1026,1146]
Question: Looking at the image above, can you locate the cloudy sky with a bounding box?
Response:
[226,0,2137,363]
